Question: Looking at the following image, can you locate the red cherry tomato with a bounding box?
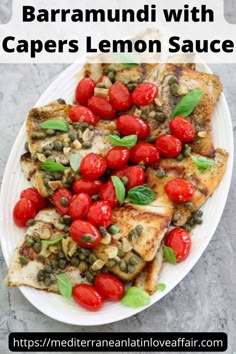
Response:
[87,201,113,228]
[165,178,195,203]
[169,116,196,143]
[68,106,100,126]
[155,134,182,158]
[70,220,101,248]
[73,179,103,196]
[75,78,95,106]
[20,188,46,212]
[97,75,107,84]
[88,96,117,120]
[69,193,92,221]
[106,147,130,169]
[99,179,119,207]
[51,188,73,216]
[130,143,160,165]
[13,198,36,227]
[116,115,150,140]
[80,153,107,180]
[132,82,158,106]
[94,273,125,301]
[109,82,132,111]
[165,227,191,262]
[113,165,146,191]
[72,284,104,311]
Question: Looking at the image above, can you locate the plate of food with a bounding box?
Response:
[0,61,233,325]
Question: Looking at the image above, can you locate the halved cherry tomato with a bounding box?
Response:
[165,178,194,203]
[99,179,119,207]
[51,188,73,216]
[73,179,103,196]
[88,96,117,120]
[87,201,112,228]
[116,115,150,140]
[165,227,191,262]
[169,116,196,143]
[69,193,92,221]
[13,198,36,227]
[97,75,107,84]
[109,82,132,111]
[113,165,146,191]
[80,153,107,180]
[20,188,46,212]
[70,220,101,248]
[94,273,125,301]
[72,284,104,311]
[130,143,160,165]
[106,147,130,169]
[132,82,158,106]
[155,134,182,158]
[75,77,95,106]
[68,106,100,126]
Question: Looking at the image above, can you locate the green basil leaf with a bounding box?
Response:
[191,155,214,173]
[70,153,82,172]
[41,236,64,246]
[122,63,139,68]
[111,176,126,205]
[41,161,65,172]
[157,283,166,292]
[39,119,69,132]
[171,89,203,118]
[55,274,72,299]
[163,245,176,264]
[109,135,137,148]
[128,186,156,205]
[121,286,150,308]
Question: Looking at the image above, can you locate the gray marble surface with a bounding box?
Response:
[0,63,235,354]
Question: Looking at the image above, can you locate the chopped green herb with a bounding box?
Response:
[55,274,72,298]
[111,176,126,205]
[157,283,166,292]
[163,245,176,264]
[109,134,137,148]
[128,186,156,205]
[41,161,65,172]
[121,287,150,308]
[171,89,203,118]
[41,236,64,246]
[39,119,69,132]
[191,155,214,172]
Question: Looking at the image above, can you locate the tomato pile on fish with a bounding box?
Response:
[7,63,228,312]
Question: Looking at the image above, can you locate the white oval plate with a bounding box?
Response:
[0,62,233,325]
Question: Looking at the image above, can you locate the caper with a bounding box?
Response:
[147,136,157,144]
[127,83,137,92]
[156,168,166,178]
[68,131,77,141]
[119,260,127,272]
[32,154,38,161]
[99,227,107,237]
[128,264,136,273]
[44,264,53,274]
[176,153,184,161]
[32,232,40,242]
[26,219,35,227]
[31,132,47,140]
[37,255,45,264]
[183,147,192,157]
[188,218,195,226]
[107,259,116,268]
[63,225,70,233]
[25,236,34,247]
[57,98,66,104]
[118,248,125,258]
[53,172,63,180]
[58,251,66,259]
[78,252,86,261]
[70,256,80,267]
[121,176,129,186]
[44,276,52,287]
[155,112,167,123]
[170,83,179,96]
[60,197,69,206]
[194,210,203,218]
[58,258,67,269]
[33,242,42,253]
[36,147,43,153]
[86,272,94,283]
[46,156,56,162]
[128,229,138,241]
[79,122,89,131]
[107,70,116,82]
[194,217,203,225]
[73,122,81,130]
[91,194,99,202]
[168,76,178,85]
[82,141,92,149]
[79,261,88,272]
[19,256,28,266]
[172,212,181,223]
[129,256,139,265]
[183,224,192,232]
[80,248,90,256]
[154,105,163,112]
[135,224,143,235]
[80,234,96,243]
[50,260,58,269]
[185,202,194,210]
[53,140,63,151]
[44,150,52,157]
[88,254,97,264]
[24,142,29,152]
[140,113,147,120]
[88,124,94,131]
[62,215,72,225]
[37,270,45,282]
[45,129,55,136]
[148,111,157,119]
[108,225,120,234]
